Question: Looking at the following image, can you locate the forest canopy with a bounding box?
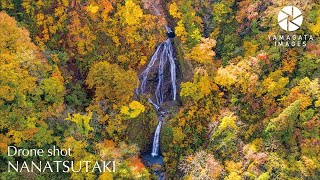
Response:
[0,0,319,179]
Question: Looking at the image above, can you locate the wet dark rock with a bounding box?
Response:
[167,31,175,38]
[141,154,166,180]
[139,58,179,104]
[142,154,164,166]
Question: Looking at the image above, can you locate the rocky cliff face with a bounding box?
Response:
[138,43,181,104]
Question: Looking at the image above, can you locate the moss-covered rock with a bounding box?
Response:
[160,124,174,153]
[126,105,158,153]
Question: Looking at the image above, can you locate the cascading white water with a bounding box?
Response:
[151,120,162,157]
[140,44,163,95]
[140,39,177,102]
[148,98,160,111]
[138,26,177,157]
[167,38,177,101]
[155,42,167,104]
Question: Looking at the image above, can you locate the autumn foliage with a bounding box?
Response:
[0,0,319,179]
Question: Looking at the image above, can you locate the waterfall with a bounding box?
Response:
[139,39,176,102]
[148,98,160,111]
[167,39,177,101]
[140,44,163,95]
[151,120,162,157]
[138,26,177,157]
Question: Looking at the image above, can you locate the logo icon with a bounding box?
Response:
[278,6,303,31]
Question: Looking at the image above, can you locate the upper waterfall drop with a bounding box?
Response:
[138,26,177,104]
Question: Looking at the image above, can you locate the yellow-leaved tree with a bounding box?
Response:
[0,11,64,149]
[65,112,94,136]
[120,101,146,119]
[187,38,217,64]
[86,61,138,112]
